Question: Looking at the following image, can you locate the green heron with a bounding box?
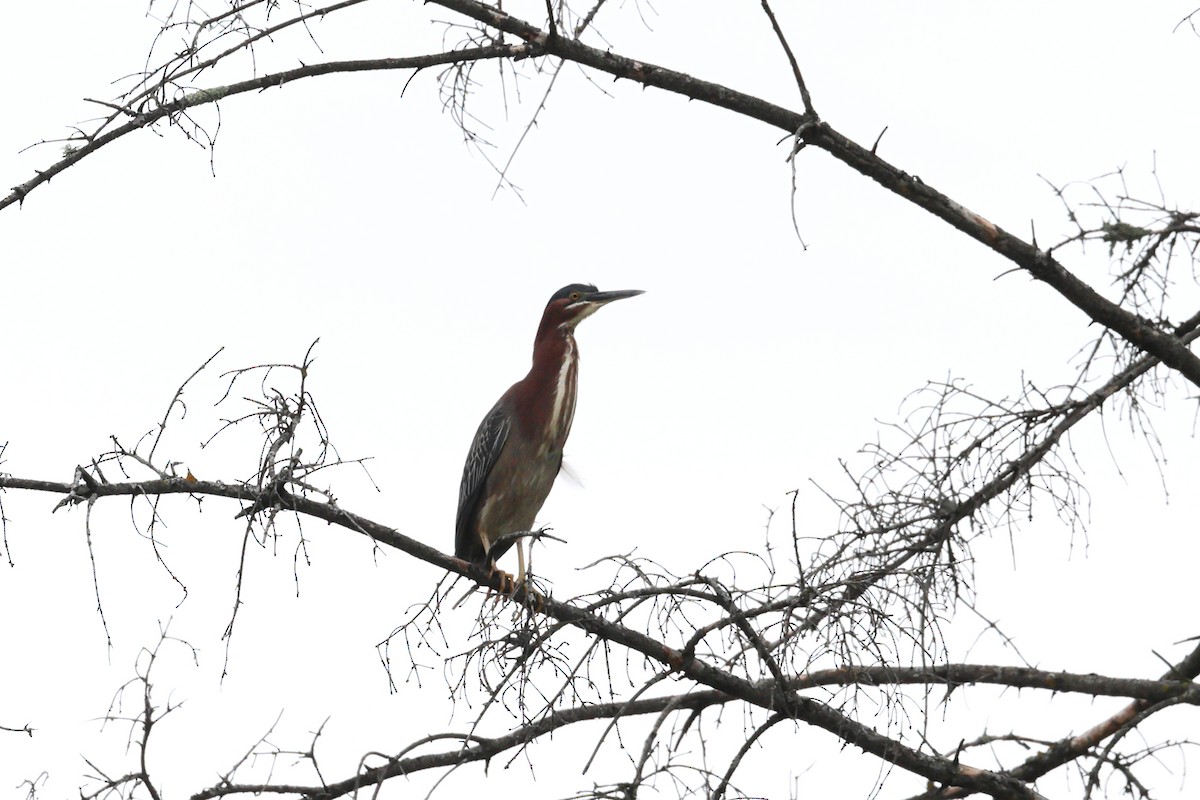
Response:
[455,283,644,595]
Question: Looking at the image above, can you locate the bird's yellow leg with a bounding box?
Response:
[514,539,526,595]
[512,538,544,612]
[479,537,542,612]
[486,542,524,607]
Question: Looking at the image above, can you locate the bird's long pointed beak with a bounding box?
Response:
[587,289,645,304]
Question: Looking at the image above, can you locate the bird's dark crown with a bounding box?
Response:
[548,284,599,304]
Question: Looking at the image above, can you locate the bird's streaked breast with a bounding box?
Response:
[546,336,578,449]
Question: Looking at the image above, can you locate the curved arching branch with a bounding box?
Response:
[2,44,527,213]
[10,2,1197,391]
[427,0,1200,390]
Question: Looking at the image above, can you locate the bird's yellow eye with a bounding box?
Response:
[569,291,581,301]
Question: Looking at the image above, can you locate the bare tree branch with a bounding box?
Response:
[427,0,1200,390]
[11,462,1199,797]
[3,45,526,213]
[759,0,814,114]
[5,4,1200,799]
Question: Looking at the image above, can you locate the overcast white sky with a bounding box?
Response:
[3,1,1200,798]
